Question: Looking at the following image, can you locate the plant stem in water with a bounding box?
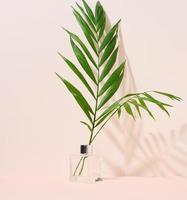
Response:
[73,156,84,176]
[78,156,88,175]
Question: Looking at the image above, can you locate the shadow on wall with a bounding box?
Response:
[129,123,187,177]
[97,15,187,177]
[96,14,140,177]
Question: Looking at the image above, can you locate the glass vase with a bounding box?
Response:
[69,145,102,183]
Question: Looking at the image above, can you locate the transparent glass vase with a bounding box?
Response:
[69,145,102,183]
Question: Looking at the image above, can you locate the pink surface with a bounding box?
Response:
[0,176,187,200]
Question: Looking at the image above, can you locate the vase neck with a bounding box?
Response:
[80,145,93,155]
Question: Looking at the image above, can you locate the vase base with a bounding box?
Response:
[70,175,102,184]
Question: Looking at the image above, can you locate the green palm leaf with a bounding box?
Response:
[130,99,142,118]
[95,100,122,127]
[76,2,97,33]
[73,8,98,55]
[63,28,97,68]
[97,99,121,121]
[56,0,181,146]
[58,52,95,98]
[95,1,103,24]
[99,20,121,53]
[82,0,96,25]
[97,10,105,31]
[95,108,113,127]
[124,103,134,119]
[117,107,122,118]
[98,14,106,41]
[55,73,93,122]
[70,37,97,84]
[99,34,118,67]
[143,93,171,116]
[99,61,125,96]
[138,96,155,119]
[144,93,173,107]
[73,7,97,42]
[154,91,182,101]
[124,93,142,98]
[80,121,92,132]
[97,73,123,109]
[99,47,119,82]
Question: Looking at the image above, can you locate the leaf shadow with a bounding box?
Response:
[96,16,187,178]
[96,14,144,177]
[129,124,187,177]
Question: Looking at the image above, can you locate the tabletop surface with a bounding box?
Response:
[0,176,187,200]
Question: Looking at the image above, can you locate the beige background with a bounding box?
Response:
[0,0,186,178]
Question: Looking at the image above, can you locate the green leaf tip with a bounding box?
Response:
[82,0,96,25]
[57,51,65,60]
[96,1,102,6]
[75,2,80,6]
[124,103,135,119]
[62,27,70,34]
[71,5,75,11]
[153,91,182,101]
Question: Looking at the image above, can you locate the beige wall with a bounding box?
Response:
[0,0,186,178]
